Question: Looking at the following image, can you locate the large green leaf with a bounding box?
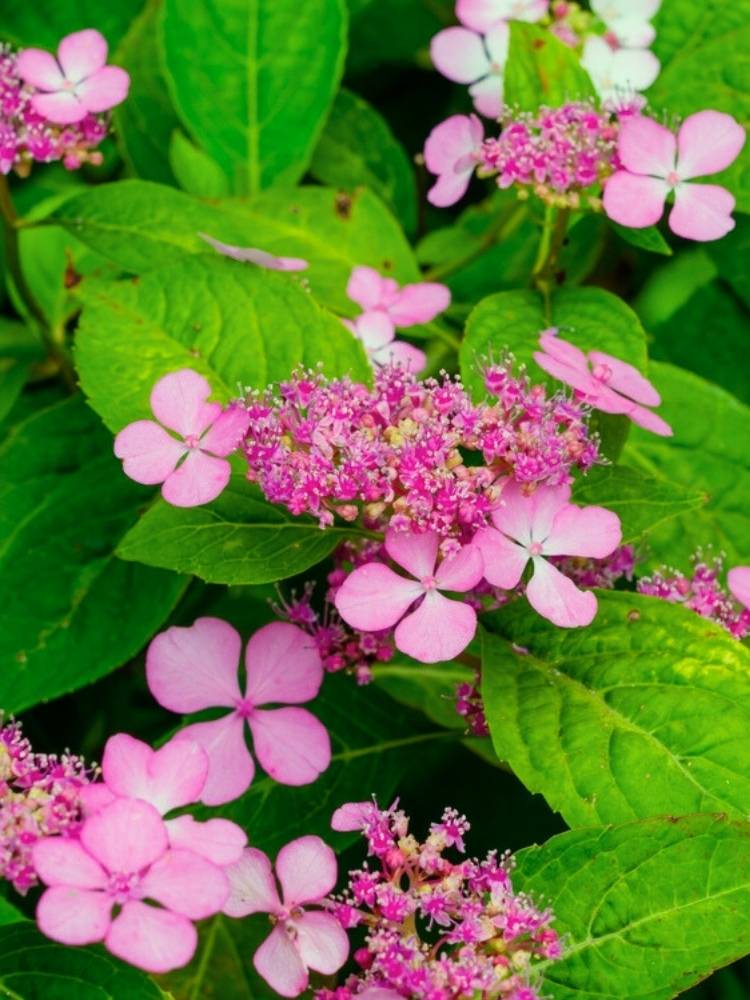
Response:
[161,0,347,193]
[514,814,750,1000]
[74,255,369,433]
[482,590,750,827]
[504,22,595,111]
[0,397,186,713]
[0,320,42,427]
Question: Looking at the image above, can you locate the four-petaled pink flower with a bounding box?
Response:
[32,798,228,973]
[223,836,348,998]
[146,617,331,805]
[114,369,250,507]
[533,330,672,436]
[591,0,659,48]
[474,478,622,627]
[431,24,509,118]
[334,529,484,663]
[16,29,129,125]
[456,0,548,32]
[603,111,746,241]
[424,114,484,207]
[199,233,309,271]
[79,733,247,866]
[729,567,750,611]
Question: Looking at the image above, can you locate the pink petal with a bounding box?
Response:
[106,900,197,974]
[346,266,389,310]
[165,815,247,866]
[147,617,242,713]
[469,72,504,119]
[254,924,308,998]
[101,733,208,815]
[81,799,168,876]
[424,114,483,176]
[608,16,655,47]
[37,887,111,946]
[75,65,130,113]
[385,527,438,579]
[456,0,542,31]
[32,838,106,889]
[330,801,377,832]
[669,183,736,242]
[355,310,395,351]
[178,715,255,806]
[728,567,750,610]
[526,557,598,627]
[80,783,116,815]
[430,27,489,84]
[31,90,87,125]
[492,479,571,547]
[543,503,622,558]
[276,835,338,906]
[114,420,186,486]
[248,707,331,786]
[244,621,323,706]
[395,590,478,663]
[198,234,308,270]
[610,47,660,92]
[532,352,599,395]
[627,403,673,436]
[150,369,221,439]
[162,448,231,506]
[473,526,529,589]
[603,171,668,229]
[334,563,423,631]
[584,382,638,416]
[223,847,282,917]
[292,911,349,975]
[371,339,427,372]
[587,351,660,406]
[676,110,746,181]
[434,544,484,592]
[15,49,65,90]
[427,169,475,208]
[389,283,451,327]
[141,848,229,919]
[538,331,588,371]
[484,22,510,62]
[617,114,676,176]
[198,404,250,457]
[57,29,108,82]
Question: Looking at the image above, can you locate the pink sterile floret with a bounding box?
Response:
[728,567,750,611]
[114,369,250,507]
[431,24,509,118]
[32,798,228,973]
[16,29,129,125]
[533,329,672,436]
[334,528,484,663]
[474,478,621,627]
[223,835,349,998]
[146,617,331,805]
[79,733,247,866]
[424,113,485,207]
[457,0,549,31]
[603,111,746,241]
[198,232,309,271]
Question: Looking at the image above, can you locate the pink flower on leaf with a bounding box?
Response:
[580,36,658,108]
[33,798,228,973]
[729,567,750,610]
[474,479,622,627]
[334,529,484,663]
[199,233,309,271]
[533,330,672,436]
[431,24,509,118]
[146,618,331,805]
[603,111,746,241]
[224,836,348,998]
[114,369,250,507]
[16,29,129,125]
[424,114,485,207]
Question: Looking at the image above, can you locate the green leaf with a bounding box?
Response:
[169,131,231,198]
[0,0,143,49]
[0,397,186,714]
[504,22,595,111]
[514,814,750,1000]
[0,320,43,427]
[311,88,417,235]
[706,213,750,309]
[161,0,347,194]
[460,287,648,401]
[611,221,673,256]
[571,465,706,545]
[74,255,369,433]
[117,479,358,585]
[0,899,24,927]
[624,362,750,566]
[482,590,750,827]
[0,922,167,999]
[634,248,717,329]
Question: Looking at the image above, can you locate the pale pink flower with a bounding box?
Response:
[591,0,660,48]
[16,29,129,125]
[334,529,484,663]
[728,567,750,610]
[580,36,659,107]
[474,479,621,627]
[114,369,250,507]
[223,837,348,998]
[424,113,484,207]
[331,801,379,832]
[32,798,228,973]
[533,329,672,436]
[456,0,548,32]
[79,734,247,866]
[198,233,309,271]
[431,24,509,118]
[146,618,331,805]
[603,111,746,241]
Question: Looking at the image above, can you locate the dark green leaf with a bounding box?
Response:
[1,0,143,49]
[611,221,673,256]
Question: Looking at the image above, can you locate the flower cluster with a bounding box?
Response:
[317,801,560,999]
[1,30,128,175]
[550,543,635,590]
[0,720,89,893]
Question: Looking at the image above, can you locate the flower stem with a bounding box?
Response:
[424,203,528,282]
[532,206,570,322]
